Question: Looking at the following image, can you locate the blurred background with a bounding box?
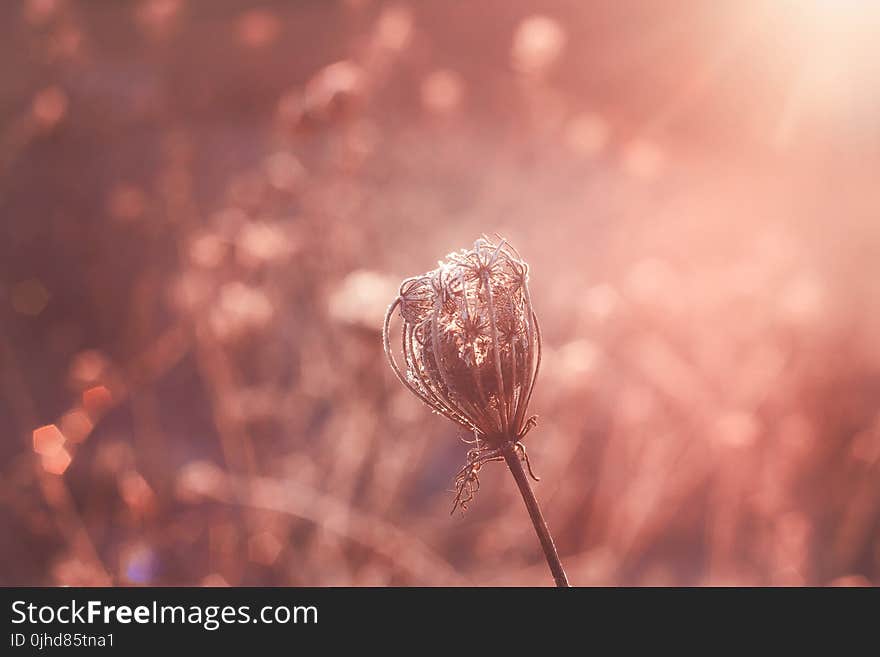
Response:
[2,0,879,586]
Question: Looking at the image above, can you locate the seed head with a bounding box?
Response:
[383,237,541,446]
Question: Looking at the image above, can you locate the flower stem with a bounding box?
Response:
[501,441,570,587]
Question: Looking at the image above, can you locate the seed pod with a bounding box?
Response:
[383,237,541,446]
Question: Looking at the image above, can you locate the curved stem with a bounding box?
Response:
[501,441,570,587]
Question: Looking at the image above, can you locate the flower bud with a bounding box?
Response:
[383,237,541,446]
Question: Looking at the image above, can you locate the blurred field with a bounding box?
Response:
[1,0,879,586]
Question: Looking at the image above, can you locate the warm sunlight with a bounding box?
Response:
[5,0,879,597]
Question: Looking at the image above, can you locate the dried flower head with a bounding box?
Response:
[383,236,542,510]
